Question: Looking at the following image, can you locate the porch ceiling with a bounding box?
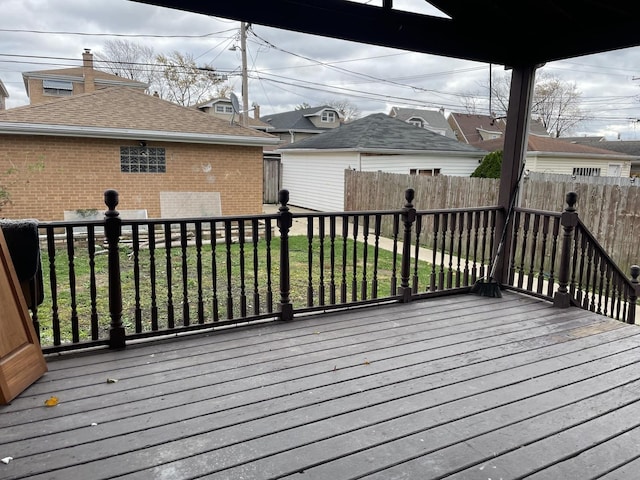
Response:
[132,0,640,67]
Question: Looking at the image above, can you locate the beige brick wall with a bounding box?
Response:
[0,135,264,221]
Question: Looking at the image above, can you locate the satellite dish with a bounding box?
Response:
[230,93,240,114]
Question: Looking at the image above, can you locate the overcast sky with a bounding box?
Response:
[3,0,640,140]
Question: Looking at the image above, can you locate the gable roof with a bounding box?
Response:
[389,107,456,139]
[196,97,273,130]
[448,112,549,144]
[473,135,637,157]
[261,106,340,132]
[0,87,279,146]
[278,112,488,153]
[0,79,8,98]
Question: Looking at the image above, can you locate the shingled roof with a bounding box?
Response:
[474,134,637,157]
[278,113,487,153]
[0,87,280,146]
[261,106,340,133]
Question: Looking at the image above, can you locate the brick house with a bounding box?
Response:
[0,86,279,221]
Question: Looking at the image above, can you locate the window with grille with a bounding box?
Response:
[572,167,601,176]
[410,168,441,176]
[120,146,166,173]
[321,111,336,122]
[215,105,233,113]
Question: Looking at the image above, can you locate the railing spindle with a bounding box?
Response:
[554,192,578,308]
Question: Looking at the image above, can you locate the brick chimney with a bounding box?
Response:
[252,103,260,120]
[82,48,95,93]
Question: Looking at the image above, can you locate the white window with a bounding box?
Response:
[215,105,233,113]
[321,110,336,122]
[408,118,423,128]
[410,168,440,177]
[43,79,73,96]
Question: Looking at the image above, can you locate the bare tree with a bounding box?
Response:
[94,40,159,88]
[532,75,588,138]
[155,51,224,106]
[323,98,360,122]
[482,71,587,137]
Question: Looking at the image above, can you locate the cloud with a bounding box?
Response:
[2,0,640,140]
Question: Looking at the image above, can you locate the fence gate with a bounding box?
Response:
[263,155,282,204]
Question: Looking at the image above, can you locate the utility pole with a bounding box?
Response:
[240,21,249,127]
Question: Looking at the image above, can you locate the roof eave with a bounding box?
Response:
[0,122,281,146]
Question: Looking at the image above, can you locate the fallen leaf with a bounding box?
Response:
[90,422,98,426]
[106,378,118,384]
[364,359,371,365]
[44,396,59,407]
[1,457,12,464]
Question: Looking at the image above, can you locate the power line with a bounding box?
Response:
[0,27,237,38]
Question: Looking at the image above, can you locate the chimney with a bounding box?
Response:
[82,48,95,93]
[253,103,260,120]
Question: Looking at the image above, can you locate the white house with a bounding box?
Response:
[476,135,636,177]
[278,113,488,211]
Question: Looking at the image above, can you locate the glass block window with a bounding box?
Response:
[120,146,166,173]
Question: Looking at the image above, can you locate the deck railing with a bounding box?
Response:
[15,189,639,354]
[508,192,639,323]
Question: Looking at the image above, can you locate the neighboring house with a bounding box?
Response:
[448,112,550,144]
[0,87,279,221]
[388,106,456,139]
[558,138,640,175]
[22,49,147,105]
[260,105,342,147]
[0,79,8,110]
[474,135,636,177]
[196,97,272,132]
[277,113,488,211]
[559,136,607,144]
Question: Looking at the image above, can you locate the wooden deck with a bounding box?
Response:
[2,291,640,480]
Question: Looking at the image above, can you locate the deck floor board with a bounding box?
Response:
[1,291,640,479]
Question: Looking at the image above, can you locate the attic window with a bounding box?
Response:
[43,79,73,96]
[408,118,424,128]
[120,146,166,173]
[215,105,233,113]
[321,111,336,123]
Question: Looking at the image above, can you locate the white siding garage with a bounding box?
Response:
[278,113,487,212]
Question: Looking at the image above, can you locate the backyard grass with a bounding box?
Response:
[35,235,432,345]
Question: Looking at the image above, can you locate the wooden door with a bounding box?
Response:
[0,228,47,404]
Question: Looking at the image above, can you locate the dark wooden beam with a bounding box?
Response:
[494,65,537,285]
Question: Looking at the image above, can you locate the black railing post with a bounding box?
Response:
[628,264,640,324]
[554,192,578,308]
[104,189,125,349]
[399,188,416,303]
[277,190,293,320]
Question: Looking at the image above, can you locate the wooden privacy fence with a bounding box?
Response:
[345,170,640,270]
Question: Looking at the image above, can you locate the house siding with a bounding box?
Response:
[526,154,631,177]
[0,135,263,221]
[282,152,355,211]
[281,151,483,212]
[360,154,480,176]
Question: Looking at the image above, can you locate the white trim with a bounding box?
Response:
[0,122,281,146]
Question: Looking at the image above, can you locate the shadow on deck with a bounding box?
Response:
[2,291,640,479]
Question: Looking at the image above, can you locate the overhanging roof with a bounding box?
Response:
[132,0,640,67]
